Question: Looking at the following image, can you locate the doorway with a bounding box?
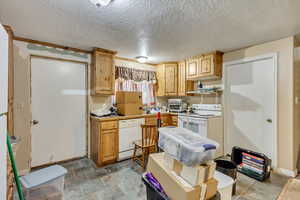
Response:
[30,56,87,167]
[224,53,277,167]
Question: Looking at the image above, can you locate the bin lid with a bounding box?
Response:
[214,171,234,189]
[20,165,67,189]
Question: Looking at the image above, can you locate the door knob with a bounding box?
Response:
[266,119,272,123]
[32,120,39,125]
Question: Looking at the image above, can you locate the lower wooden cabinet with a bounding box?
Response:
[91,118,118,166]
[145,115,170,127]
[90,114,179,167]
[100,130,118,163]
[170,115,178,126]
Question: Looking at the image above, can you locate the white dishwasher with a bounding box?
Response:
[118,118,145,161]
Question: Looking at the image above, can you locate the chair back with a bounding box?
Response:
[141,124,157,147]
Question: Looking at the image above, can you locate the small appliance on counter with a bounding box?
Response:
[167,99,187,113]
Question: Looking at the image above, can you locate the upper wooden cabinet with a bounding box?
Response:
[156,64,166,96]
[187,58,199,79]
[156,63,178,96]
[187,51,223,80]
[178,61,194,96]
[165,63,178,96]
[91,48,117,95]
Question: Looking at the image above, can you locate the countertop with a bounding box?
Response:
[91,112,178,122]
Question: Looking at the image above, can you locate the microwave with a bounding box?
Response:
[168,99,187,113]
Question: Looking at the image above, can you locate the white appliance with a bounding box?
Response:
[118,118,145,160]
[0,24,8,200]
[178,104,224,158]
[168,99,187,113]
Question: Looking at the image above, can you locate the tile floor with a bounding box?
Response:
[59,157,289,200]
[14,157,289,200]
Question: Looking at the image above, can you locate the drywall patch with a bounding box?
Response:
[27,43,88,59]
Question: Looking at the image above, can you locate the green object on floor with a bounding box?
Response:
[7,134,25,200]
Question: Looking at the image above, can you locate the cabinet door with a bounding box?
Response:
[93,51,115,95]
[156,64,165,96]
[178,61,186,96]
[171,115,178,126]
[199,54,214,76]
[187,58,199,79]
[100,129,117,163]
[165,63,178,96]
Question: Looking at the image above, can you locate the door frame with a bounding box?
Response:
[223,53,278,167]
[29,54,89,168]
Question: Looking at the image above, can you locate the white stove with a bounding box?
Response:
[191,104,222,117]
[178,104,222,132]
[177,104,224,158]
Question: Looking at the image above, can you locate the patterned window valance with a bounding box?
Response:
[115,66,157,82]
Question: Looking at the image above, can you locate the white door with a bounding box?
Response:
[31,57,87,167]
[224,54,277,166]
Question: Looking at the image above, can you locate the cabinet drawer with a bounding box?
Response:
[101,121,118,130]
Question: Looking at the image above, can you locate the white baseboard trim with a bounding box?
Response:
[275,168,298,177]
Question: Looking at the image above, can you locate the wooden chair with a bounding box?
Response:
[132,124,158,169]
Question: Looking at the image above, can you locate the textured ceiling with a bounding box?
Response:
[1,0,300,63]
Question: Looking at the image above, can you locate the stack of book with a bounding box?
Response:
[238,152,265,179]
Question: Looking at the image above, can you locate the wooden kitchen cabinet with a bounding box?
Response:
[187,51,223,80]
[198,51,223,80]
[165,63,178,96]
[144,114,170,127]
[156,64,166,96]
[100,129,118,163]
[170,115,178,126]
[91,48,117,95]
[91,118,118,166]
[178,61,194,96]
[187,57,199,79]
[156,63,178,96]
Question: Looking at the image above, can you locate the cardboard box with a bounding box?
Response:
[147,153,217,200]
[116,91,142,104]
[164,153,216,187]
[117,103,143,116]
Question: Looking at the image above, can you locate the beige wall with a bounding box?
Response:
[223,37,295,172]
[293,47,300,171]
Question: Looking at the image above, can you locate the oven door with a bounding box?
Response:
[178,116,208,137]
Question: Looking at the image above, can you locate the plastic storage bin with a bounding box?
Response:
[214,171,234,200]
[158,127,219,166]
[20,165,67,200]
